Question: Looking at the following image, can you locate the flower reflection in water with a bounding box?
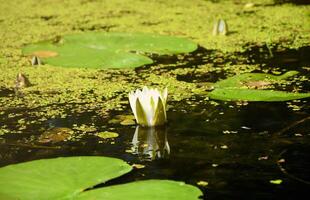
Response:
[131,126,170,161]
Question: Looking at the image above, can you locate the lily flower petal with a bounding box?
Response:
[128,87,168,127]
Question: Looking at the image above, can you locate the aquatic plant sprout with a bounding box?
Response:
[129,87,168,127]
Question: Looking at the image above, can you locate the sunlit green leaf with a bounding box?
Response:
[76,180,202,200]
[22,32,197,69]
[209,71,310,101]
[213,71,299,88]
[209,88,310,101]
[0,157,202,200]
[0,156,132,200]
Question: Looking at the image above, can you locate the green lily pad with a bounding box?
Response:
[0,157,202,200]
[209,88,310,101]
[0,156,132,200]
[213,71,299,88]
[75,180,201,200]
[22,32,198,69]
[209,71,310,101]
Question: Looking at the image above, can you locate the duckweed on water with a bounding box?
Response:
[0,0,309,136]
[96,131,119,139]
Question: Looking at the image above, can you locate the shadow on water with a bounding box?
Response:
[0,87,14,97]
[274,0,310,5]
[243,45,310,71]
[0,44,309,199]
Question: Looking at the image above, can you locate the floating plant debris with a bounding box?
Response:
[14,73,31,96]
[269,179,283,185]
[96,131,119,139]
[108,115,136,125]
[212,19,228,36]
[15,73,31,89]
[30,56,42,66]
[38,127,74,143]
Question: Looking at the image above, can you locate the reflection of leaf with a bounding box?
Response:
[22,32,197,69]
[209,88,310,101]
[209,71,310,101]
[0,157,202,200]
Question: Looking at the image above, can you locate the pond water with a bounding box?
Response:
[0,45,309,199]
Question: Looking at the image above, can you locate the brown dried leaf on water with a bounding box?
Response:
[32,51,58,58]
[196,82,215,91]
[242,80,271,89]
[38,127,74,144]
[108,114,136,125]
[29,51,58,66]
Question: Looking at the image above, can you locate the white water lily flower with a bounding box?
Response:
[129,86,168,127]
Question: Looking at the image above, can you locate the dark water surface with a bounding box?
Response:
[0,45,309,199]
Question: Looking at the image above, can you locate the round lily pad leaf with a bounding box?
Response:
[209,88,310,102]
[209,71,310,101]
[22,32,198,69]
[213,71,299,89]
[62,32,197,54]
[76,180,202,200]
[0,156,203,200]
[23,42,152,69]
[0,156,132,200]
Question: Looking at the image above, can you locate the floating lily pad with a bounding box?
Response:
[22,32,198,69]
[209,71,310,101]
[213,71,299,88]
[0,156,202,200]
[75,180,202,200]
[0,156,131,200]
[209,88,310,101]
